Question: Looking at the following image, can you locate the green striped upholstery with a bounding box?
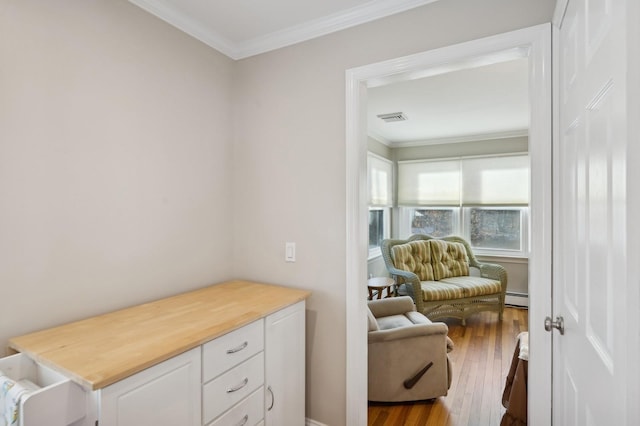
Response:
[420,281,466,301]
[439,276,502,297]
[391,241,435,281]
[430,240,469,280]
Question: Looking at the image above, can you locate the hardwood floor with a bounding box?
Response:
[368,307,528,426]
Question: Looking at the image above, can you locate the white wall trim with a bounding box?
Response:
[552,0,569,27]
[129,0,440,60]
[306,418,329,426]
[346,24,552,426]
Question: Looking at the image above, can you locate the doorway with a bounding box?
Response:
[345,24,552,425]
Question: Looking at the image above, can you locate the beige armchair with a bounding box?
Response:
[368,296,453,402]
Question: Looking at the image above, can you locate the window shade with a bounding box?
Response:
[398,154,529,206]
[461,155,529,205]
[398,160,460,206]
[368,153,393,207]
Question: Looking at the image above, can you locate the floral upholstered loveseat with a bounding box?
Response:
[381,234,507,325]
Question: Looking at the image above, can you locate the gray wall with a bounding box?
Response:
[0,0,235,352]
[232,1,553,424]
[367,136,392,159]
[393,135,528,160]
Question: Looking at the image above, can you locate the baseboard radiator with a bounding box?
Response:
[505,291,529,307]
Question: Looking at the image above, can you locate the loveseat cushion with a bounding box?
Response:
[420,281,466,301]
[391,240,435,281]
[429,240,470,280]
[439,276,502,297]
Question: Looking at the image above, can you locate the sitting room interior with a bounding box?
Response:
[365,57,531,424]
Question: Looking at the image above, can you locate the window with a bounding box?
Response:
[368,153,393,258]
[410,208,456,237]
[465,207,525,252]
[369,208,387,250]
[398,154,529,257]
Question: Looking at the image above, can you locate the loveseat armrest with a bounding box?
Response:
[379,267,424,314]
[478,262,508,293]
[368,322,449,344]
[368,296,415,318]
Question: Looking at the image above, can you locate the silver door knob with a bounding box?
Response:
[544,316,565,335]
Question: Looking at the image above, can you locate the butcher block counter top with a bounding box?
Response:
[8,280,310,390]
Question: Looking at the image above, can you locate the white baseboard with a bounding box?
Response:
[505,292,529,307]
[306,418,329,426]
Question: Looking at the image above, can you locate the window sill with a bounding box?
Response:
[368,248,382,261]
[476,254,529,264]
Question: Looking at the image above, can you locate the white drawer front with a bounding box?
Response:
[206,387,264,426]
[203,319,264,382]
[203,352,264,424]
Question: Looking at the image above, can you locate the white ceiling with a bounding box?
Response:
[128,0,529,145]
[128,0,438,59]
[368,58,530,146]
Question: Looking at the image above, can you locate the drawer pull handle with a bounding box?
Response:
[234,414,249,426]
[227,377,249,393]
[226,341,249,354]
[267,385,275,411]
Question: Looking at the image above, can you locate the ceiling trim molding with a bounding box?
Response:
[388,129,529,148]
[129,0,439,60]
[129,0,237,57]
[235,0,440,59]
[367,132,393,147]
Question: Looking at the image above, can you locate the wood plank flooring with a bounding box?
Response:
[368,306,528,426]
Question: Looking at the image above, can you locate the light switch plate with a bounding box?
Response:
[285,242,296,262]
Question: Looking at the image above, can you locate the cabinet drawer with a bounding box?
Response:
[203,319,264,382]
[0,353,86,426]
[206,387,264,426]
[203,352,264,424]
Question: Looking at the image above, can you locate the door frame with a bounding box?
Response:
[345,23,552,425]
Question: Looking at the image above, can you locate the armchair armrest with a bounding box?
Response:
[368,322,449,343]
[368,296,415,318]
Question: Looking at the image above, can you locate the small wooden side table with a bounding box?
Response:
[367,277,396,300]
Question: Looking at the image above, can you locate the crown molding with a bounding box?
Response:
[367,131,393,147]
[129,0,439,60]
[388,129,529,148]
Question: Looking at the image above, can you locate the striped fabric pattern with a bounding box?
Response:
[391,241,435,281]
[439,276,502,297]
[420,281,466,301]
[430,240,469,280]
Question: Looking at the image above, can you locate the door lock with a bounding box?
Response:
[544,315,565,335]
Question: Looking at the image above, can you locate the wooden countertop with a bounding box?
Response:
[9,280,311,390]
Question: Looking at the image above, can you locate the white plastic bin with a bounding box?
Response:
[0,353,86,426]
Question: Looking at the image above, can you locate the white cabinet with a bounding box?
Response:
[5,282,308,426]
[95,301,306,426]
[264,301,306,426]
[98,348,201,426]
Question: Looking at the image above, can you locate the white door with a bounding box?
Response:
[264,301,306,426]
[553,0,636,424]
[99,348,201,426]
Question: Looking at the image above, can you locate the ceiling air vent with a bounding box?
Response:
[377,112,408,122]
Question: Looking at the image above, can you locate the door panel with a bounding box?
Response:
[554,0,629,424]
